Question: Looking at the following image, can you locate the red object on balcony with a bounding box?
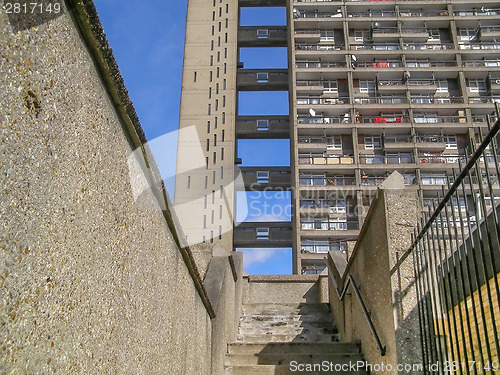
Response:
[374,117,386,123]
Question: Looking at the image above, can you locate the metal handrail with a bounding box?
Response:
[324,258,387,356]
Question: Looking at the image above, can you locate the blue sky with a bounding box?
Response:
[94,1,292,274]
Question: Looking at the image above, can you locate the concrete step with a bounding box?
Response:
[240,312,334,324]
[224,364,368,375]
[225,352,365,366]
[238,324,338,337]
[242,303,331,316]
[236,333,340,344]
[227,342,361,355]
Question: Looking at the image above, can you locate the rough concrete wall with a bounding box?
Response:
[0,4,213,374]
[345,192,398,372]
[243,275,322,304]
[385,191,422,373]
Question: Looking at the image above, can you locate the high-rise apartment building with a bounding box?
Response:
[175,0,500,274]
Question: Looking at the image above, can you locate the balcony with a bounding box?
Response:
[404,43,454,51]
[406,60,457,68]
[237,69,288,91]
[353,96,407,105]
[234,222,293,248]
[377,79,405,93]
[238,27,287,47]
[357,115,407,124]
[487,75,500,94]
[399,10,448,17]
[351,43,400,51]
[415,135,447,152]
[411,96,464,105]
[296,80,341,96]
[295,43,344,51]
[453,9,500,17]
[297,96,349,105]
[463,60,500,68]
[478,26,500,42]
[298,115,350,125]
[293,10,343,19]
[299,155,355,165]
[300,219,359,232]
[401,28,432,42]
[296,60,347,69]
[301,240,347,254]
[240,167,291,190]
[371,27,399,42]
[347,10,395,18]
[383,135,413,151]
[361,175,416,186]
[236,116,290,139]
[299,176,356,187]
[468,96,500,105]
[357,60,402,68]
[359,153,414,165]
[458,43,500,50]
[413,115,467,125]
[419,154,466,165]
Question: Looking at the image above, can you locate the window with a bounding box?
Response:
[187,176,191,189]
[213,134,217,146]
[221,148,224,161]
[364,136,382,150]
[436,80,448,93]
[208,104,211,115]
[204,195,207,209]
[414,113,438,123]
[330,199,346,213]
[206,139,210,151]
[203,215,207,229]
[329,218,347,230]
[222,130,225,141]
[421,174,447,185]
[222,112,226,124]
[359,80,376,94]
[320,30,334,41]
[323,80,338,93]
[208,87,212,99]
[326,136,342,150]
[257,29,269,38]
[257,171,269,183]
[217,36,220,47]
[428,29,440,41]
[204,176,208,189]
[213,152,217,164]
[216,83,219,94]
[354,29,370,42]
[194,71,197,82]
[212,170,216,184]
[211,40,214,51]
[459,28,476,41]
[468,79,486,93]
[225,33,228,43]
[444,135,457,149]
[220,165,224,178]
[257,72,269,82]
[257,119,269,131]
[256,228,269,240]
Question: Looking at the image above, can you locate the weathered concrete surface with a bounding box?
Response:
[0,2,242,374]
[243,275,327,305]
[327,178,421,374]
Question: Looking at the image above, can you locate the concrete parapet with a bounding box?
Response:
[327,172,422,374]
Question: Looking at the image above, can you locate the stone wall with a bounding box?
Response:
[0,1,241,373]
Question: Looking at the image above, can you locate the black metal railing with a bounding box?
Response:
[324,258,387,356]
[391,105,500,374]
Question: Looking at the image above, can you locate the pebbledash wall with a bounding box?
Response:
[0,1,242,374]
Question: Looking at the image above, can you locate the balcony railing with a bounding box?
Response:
[301,241,347,254]
[399,10,448,17]
[299,155,355,165]
[411,96,464,104]
[472,115,499,123]
[459,43,500,50]
[357,60,402,68]
[359,154,415,164]
[358,115,407,123]
[296,43,344,51]
[419,155,466,164]
[298,116,349,124]
[294,10,343,18]
[469,96,500,104]
[463,60,500,68]
[413,116,466,124]
[351,44,400,51]
[297,96,349,105]
[300,220,359,231]
[384,135,413,143]
[361,175,416,186]
[299,176,356,186]
[354,96,407,104]
[406,61,457,68]
[296,60,347,68]
[347,11,395,18]
[404,43,454,50]
[453,9,500,16]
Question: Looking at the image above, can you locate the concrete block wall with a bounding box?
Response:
[0,2,242,374]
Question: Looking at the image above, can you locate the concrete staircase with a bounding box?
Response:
[224,302,368,374]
